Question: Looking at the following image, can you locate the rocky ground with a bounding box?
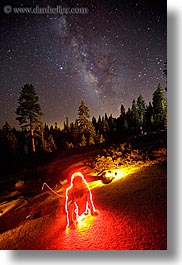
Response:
[0,162,167,250]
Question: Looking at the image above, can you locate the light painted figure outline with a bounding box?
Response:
[65,172,98,228]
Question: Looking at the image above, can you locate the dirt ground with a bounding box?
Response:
[0,163,167,250]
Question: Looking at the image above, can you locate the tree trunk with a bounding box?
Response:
[31,128,36,153]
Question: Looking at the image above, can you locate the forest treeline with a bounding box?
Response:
[0,83,167,176]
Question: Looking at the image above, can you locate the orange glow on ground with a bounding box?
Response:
[36,159,166,249]
[88,160,156,190]
[76,213,96,235]
[65,161,157,229]
[88,166,138,190]
[65,211,96,235]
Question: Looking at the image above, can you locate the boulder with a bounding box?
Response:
[15,180,25,189]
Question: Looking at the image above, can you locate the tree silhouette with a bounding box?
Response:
[152,83,167,129]
[16,84,42,152]
[131,99,139,135]
[78,100,90,133]
[144,101,153,132]
[78,100,96,145]
[116,104,126,139]
[72,119,80,148]
[137,94,146,129]
[163,60,167,91]
[1,122,17,154]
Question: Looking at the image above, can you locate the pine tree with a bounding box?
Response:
[64,117,69,131]
[120,104,126,128]
[163,61,167,78]
[116,104,127,139]
[1,122,17,154]
[47,134,56,152]
[131,99,139,135]
[78,100,90,134]
[101,116,110,141]
[88,134,95,145]
[163,60,167,91]
[78,100,96,145]
[97,115,102,132]
[44,124,50,141]
[144,102,153,132]
[99,134,105,144]
[105,113,108,122]
[126,107,132,135]
[86,121,96,145]
[80,134,87,147]
[35,121,45,152]
[92,116,97,132]
[152,83,167,129]
[137,94,146,127]
[72,119,80,148]
[120,104,125,118]
[16,84,42,152]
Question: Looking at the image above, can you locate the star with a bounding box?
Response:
[0,0,166,127]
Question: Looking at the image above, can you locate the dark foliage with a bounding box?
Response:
[0,85,167,178]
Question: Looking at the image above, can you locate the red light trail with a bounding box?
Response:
[65,172,97,228]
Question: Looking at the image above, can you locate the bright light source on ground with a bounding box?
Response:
[65,212,96,235]
[113,167,138,181]
[76,213,96,235]
[88,164,150,190]
[64,161,157,230]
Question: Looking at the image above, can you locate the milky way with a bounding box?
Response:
[0,0,167,127]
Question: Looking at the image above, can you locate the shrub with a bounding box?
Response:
[84,143,149,173]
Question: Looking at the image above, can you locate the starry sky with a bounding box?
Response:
[0,0,167,128]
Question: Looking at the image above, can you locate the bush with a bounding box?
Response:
[152,147,167,164]
[84,143,150,173]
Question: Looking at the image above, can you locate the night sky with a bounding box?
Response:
[0,0,167,128]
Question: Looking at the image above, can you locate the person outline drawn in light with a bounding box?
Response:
[65,172,99,228]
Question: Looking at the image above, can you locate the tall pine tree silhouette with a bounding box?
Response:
[152,83,167,129]
[78,100,96,145]
[16,84,42,152]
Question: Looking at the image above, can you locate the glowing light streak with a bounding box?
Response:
[76,213,96,235]
[65,172,96,228]
[88,161,156,190]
